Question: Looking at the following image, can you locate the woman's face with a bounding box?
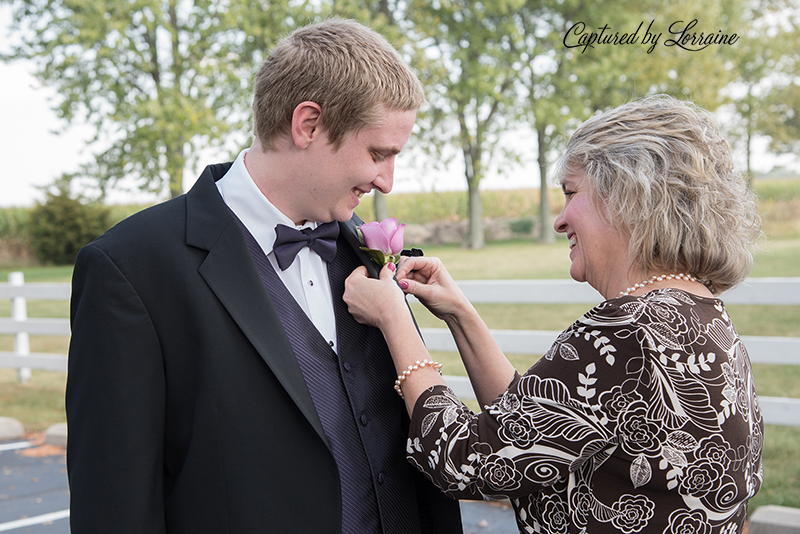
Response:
[553,172,635,299]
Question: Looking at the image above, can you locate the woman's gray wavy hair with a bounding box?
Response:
[557,95,762,295]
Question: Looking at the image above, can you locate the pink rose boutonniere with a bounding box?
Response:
[357,217,406,267]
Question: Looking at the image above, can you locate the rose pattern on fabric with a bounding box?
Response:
[538,493,569,534]
[663,508,712,534]
[497,411,541,449]
[618,401,669,456]
[610,494,656,533]
[480,454,524,492]
[599,385,643,422]
[407,289,763,533]
[679,461,725,498]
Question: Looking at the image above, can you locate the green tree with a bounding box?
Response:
[517,0,746,242]
[407,0,524,249]
[1,0,304,199]
[757,7,800,162]
[28,178,110,265]
[715,0,793,178]
[762,83,800,157]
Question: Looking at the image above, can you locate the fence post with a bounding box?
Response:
[9,272,31,383]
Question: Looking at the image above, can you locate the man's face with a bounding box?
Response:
[294,107,417,223]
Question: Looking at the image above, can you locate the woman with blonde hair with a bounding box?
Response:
[345,95,763,533]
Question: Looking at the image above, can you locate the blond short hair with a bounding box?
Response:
[557,95,762,295]
[252,18,425,150]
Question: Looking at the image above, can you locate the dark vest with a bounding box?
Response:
[235,217,431,534]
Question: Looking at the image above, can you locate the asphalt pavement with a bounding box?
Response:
[0,439,69,533]
[0,438,518,533]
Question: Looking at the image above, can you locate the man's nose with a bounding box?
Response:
[373,164,394,194]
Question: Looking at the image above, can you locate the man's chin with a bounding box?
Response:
[335,209,356,222]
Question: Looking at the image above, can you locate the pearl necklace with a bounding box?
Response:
[619,273,698,297]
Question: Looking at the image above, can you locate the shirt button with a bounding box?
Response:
[308,280,314,286]
[343,361,351,372]
[377,472,385,484]
[360,414,368,426]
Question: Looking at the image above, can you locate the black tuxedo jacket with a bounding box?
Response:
[66,162,461,533]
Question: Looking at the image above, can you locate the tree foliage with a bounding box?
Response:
[2,0,304,198]
[515,0,747,242]
[401,0,756,247]
[407,0,524,249]
[4,0,797,234]
[757,5,800,159]
[27,179,110,265]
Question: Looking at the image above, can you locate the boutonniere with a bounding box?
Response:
[357,217,406,267]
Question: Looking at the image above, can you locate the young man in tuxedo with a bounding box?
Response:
[66,18,462,534]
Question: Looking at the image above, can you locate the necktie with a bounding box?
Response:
[273,221,339,270]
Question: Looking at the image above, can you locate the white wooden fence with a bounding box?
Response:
[2,273,799,426]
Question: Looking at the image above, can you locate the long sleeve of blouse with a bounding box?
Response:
[407,288,763,534]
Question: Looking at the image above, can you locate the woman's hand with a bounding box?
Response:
[396,256,471,323]
[344,263,409,330]
[399,255,516,406]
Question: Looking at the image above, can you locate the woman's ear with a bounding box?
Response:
[291,101,323,149]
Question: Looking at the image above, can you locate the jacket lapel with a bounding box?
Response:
[340,213,423,335]
[185,167,325,440]
[339,215,381,279]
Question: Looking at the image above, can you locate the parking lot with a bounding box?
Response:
[0,439,69,533]
[1,438,516,534]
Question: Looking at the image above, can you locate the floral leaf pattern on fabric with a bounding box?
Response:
[408,289,763,533]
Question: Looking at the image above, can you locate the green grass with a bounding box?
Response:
[753,178,800,202]
[749,425,800,511]
[0,266,73,283]
[752,238,800,276]
[0,369,67,433]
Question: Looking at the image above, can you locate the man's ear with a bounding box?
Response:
[291,101,323,149]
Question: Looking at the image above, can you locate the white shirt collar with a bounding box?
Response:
[215,149,316,255]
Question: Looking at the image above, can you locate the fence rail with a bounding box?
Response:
[3,274,799,426]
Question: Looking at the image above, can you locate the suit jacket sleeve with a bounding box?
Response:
[66,243,168,533]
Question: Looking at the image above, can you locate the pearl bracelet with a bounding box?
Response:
[394,359,443,399]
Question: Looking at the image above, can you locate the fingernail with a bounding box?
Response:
[387,262,396,272]
[398,280,409,290]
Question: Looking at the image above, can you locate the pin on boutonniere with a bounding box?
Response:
[357,217,407,267]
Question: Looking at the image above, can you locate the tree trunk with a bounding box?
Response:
[746,127,753,185]
[467,181,484,249]
[373,191,389,221]
[463,144,484,249]
[537,127,555,243]
[168,140,186,198]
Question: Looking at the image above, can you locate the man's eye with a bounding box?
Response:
[372,152,386,162]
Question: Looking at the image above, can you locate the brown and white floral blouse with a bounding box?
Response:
[408,288,763,534]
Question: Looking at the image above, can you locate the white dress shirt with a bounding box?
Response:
[215,149,339,352]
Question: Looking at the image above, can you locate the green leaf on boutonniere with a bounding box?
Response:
[360,247,390,267]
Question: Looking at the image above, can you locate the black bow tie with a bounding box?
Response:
[272,221,339,270]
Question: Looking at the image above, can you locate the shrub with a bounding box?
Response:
[510,218,534,234]
[27,185,110,265]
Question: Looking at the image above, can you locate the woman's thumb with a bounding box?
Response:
[380,261,397,281]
